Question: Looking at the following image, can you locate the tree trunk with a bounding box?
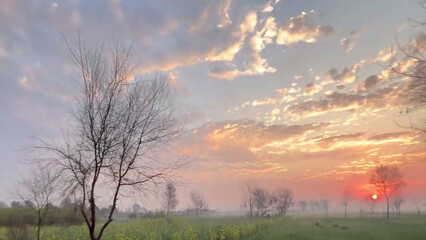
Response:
[344,205,347,219]
[37,214,42,240]
[386,197,390,219]
[90,229,96,240]
[37,222,41,240]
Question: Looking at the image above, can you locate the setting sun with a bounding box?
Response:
[372,194,378,200]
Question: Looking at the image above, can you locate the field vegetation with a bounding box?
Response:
[1,213,425,240]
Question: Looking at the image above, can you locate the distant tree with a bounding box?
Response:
[61,196,74,208]
[309,200,319,212]
[190,191,206,216]
[241,180,256,217]
[0,201,6,208]
[11,201,22,208]
[46,202,56,210]
[132,203,142,214]
[99,205,114,219]
[414,199,423,216]
[370,164,405,219]
[368,196,376,216]
[320,199,330,217]
[252,187,270,217]
[17,166,57,240]
[270,189,293,216]
[129,204,142,220]
[342,188,351,219]
[298,201,308,212]
[162,183,179,215]
[392,196,403,217]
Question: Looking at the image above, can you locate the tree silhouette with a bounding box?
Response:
[370,165,405,219]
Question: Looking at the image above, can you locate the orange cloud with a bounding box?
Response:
[276,10,333,45]
[252,97,277,106]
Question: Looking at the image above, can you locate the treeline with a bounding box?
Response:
[0,206,83,227]
[241,182,293,217]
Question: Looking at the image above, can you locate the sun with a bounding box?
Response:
[371,194,378,200]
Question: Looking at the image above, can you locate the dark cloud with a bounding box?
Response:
[304,82,321,96]
[323,62,363,85]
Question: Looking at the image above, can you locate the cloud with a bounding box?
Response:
[191,119,330,159]
[322,61,364,85]
[276,10,333,45]
[97,0,256,77]
[208,15,277,80]
[252,97,277,106]
[309,131,416,152]
[167,71,189,94]
[304,82,322,96]
[294,75,303,80]
[379,34,426,82]
[183,117,422,187]
[354,75,385,92]
[287,86,400,118]
[340,29,361,53]
[208,62,274,80]
[375,47,396,62]
[262,2,274,13]
[341,38,355,53]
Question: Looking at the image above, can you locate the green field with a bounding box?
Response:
[1,215,425,240]
[247,215,426,240]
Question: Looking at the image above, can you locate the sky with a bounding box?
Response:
[0,0,426,212]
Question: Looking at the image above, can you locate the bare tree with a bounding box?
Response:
[392,196,403,217]
[270,189,293,216]
[320,199,330,217]
[240,180,255,217]
[298,200,307,212]
[342,188,351,219]
[414,198,424,216]
[35,37,184,240]
[190,191,206,216]
[17,166,57,240]
[309,200,319,212]
[162,182,179,215]
[368,196,376,216]
[252,187,271,217]
[390,34,426,132]
[370,164,405,219]
[387,4,426,132]
[132,203,142,213]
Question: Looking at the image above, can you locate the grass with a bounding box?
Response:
[1,214,425,240]
[247,215,426,240]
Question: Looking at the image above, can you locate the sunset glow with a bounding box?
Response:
[372,194,378,200]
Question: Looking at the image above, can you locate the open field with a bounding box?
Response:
[247,215,426,240]
[1,215,425,240]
